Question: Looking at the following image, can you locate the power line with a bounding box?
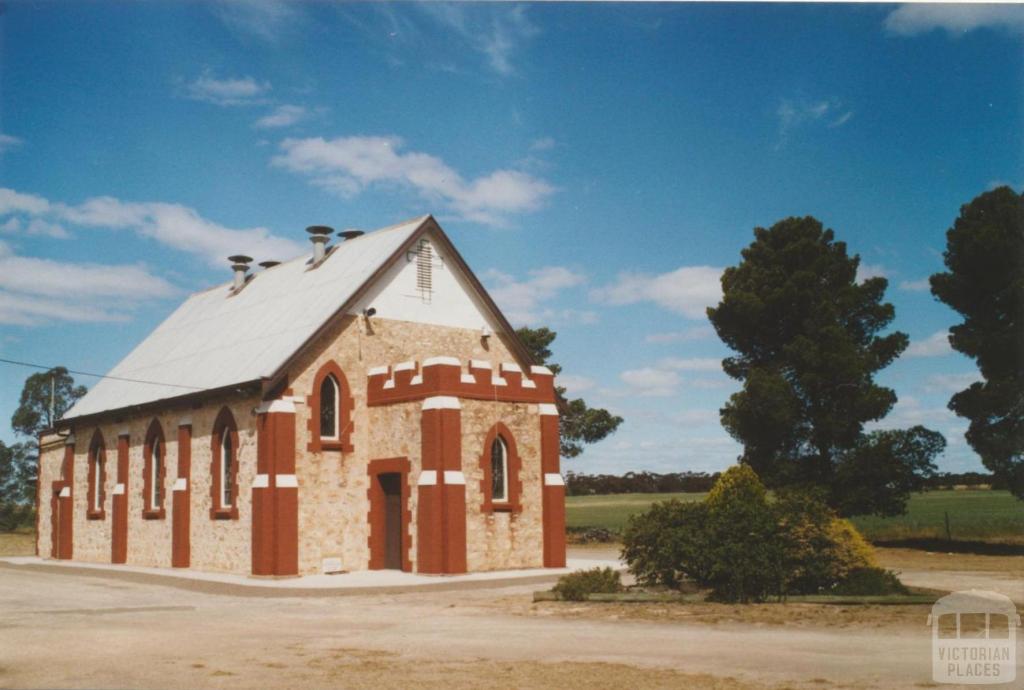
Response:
[0,357,206,391]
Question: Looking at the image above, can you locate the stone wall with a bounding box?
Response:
[37,394,260,574]
[287,315,544,575]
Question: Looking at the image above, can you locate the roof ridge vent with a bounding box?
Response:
[339,229,364,241]
[306,225,334,265]
[227,255,253,291]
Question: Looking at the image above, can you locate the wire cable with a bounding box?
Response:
[0,357,206,391]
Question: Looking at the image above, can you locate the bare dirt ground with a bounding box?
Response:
[1,545,1020,690]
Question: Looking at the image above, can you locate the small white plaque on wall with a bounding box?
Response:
[112,483,125,495]
[322,557,344,574]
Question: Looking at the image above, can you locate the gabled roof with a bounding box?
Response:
[65,214,528,422]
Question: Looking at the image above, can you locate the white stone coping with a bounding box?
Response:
[256,398,296,414]
[443,471,466,485]
[393,361,417,372]
[469,359,492,369]
[276,474,298,488]
[530,365,554,376]
[422,396,461,410]
[418,470,437,486]
[500,362,523,374]
[491,376,507,387]
[172,478,187,492]
[59,487,71,498]
[522,379,537,389]
[367,365,390,377]
[382,380,395,390]
[0,556,621,591]
[423,356,460,367]
[544,473,565,486]
[460,373,477,384]
[538,403,559,417]
[410,374,423,386]
[252,474,269,489]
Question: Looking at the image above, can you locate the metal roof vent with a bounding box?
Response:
[306,225,333,264]
[339,229,364,241]
[258,260,280,269]
[228,255,253,291]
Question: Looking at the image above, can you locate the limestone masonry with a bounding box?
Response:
[37,216,565,577]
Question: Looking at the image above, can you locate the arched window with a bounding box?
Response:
[491,437,508,503]
[152,437,163,509]
[142,419,166,519]
[319,375,339,440]
[211,406,239,520]
[307,361,354,453]
[479,423,523,514]
[86,430,106,520]
[220,428,233,508]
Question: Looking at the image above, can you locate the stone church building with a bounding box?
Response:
[36,216,566,577]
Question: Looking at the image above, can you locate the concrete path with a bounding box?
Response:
[0,554,620,597]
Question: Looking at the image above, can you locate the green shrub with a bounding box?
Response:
[621,500,711,588]
[704,465,784,603]
[831,567,908,596]
[552,567,623,601]
[621,465,881,603]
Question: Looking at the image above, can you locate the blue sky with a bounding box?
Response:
[1,2,1021,475]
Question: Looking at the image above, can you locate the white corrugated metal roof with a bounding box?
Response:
[65,216,429,420]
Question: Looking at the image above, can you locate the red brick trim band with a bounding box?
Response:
[540,409,566,568]
[253,398,298,577]
[366,457,412,572]
[210,407,240,521]
[478,422,523,514]
[112,432,129,564]
[86,429,107,520]
[142,419,167,520]
[368,360,555,407]
[306,360,354,454]
[417,397,466,574]
[171,422,192,568]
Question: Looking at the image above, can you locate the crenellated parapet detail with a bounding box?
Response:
[367,357,556,406]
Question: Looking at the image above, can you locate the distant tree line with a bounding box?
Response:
[565,470,722,496]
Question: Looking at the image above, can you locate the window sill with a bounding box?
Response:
[210,507,239,520]
[86,510,106,520]
[142,509,165,520]
[316,439,353,453]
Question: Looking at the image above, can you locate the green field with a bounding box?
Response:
[567,489,1024,544]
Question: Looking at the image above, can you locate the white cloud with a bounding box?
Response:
[211,0,301,42]
[186,70,271,106]
[254,104,309,129]
[657,357,723,373]
[885,4,1024,37]
[620,367,681,398]
[856,262,888,282]
[417,4,538,76]
[776,98,853,146]
[645,326,716,344]
[906,330,953,358]
[0,241,177,326]
[530,137,556,152]
[557,373,595,395]
[899,277,931,292]
[485,266,586,325]
[273,135,555,225]
[0,133,22,155]
[0,188,50,216]
[591,266,723,319]
[0,187,303,268]
[923,372,982,394]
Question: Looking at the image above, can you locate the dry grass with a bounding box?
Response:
[0,529,35,556]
